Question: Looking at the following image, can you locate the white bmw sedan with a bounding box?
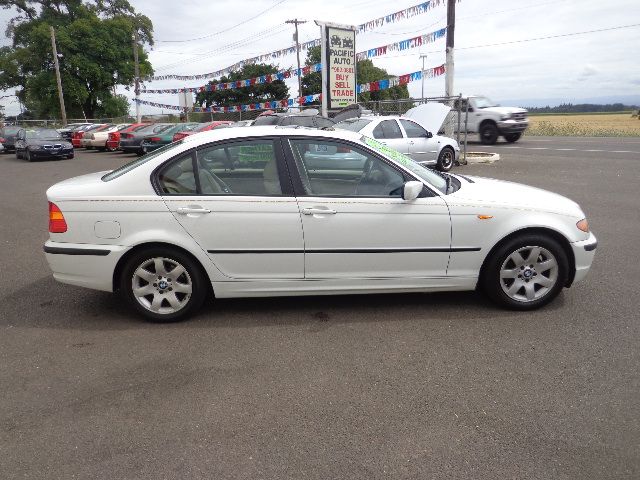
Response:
[44,126,597,322]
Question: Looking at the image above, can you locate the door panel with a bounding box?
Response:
[400,119,439,163]
[158,140,304,279]
[286,137,451,279]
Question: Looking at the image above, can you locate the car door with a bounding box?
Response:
[399,119,439,163]
[158,137,304,279]
[285,137,451,279]
[370,119,408,155]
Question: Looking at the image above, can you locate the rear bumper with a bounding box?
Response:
[571,232,597,284]
[44,240,129,292]
[106,140,119,149]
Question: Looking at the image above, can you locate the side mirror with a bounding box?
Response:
[402,181,423,201]
[425,131,433,138]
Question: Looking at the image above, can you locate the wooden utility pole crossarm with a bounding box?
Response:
[49,26,67,126]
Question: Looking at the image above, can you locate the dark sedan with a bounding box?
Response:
[14,128,74,161]
[0,126,22,153]
[119,123,173,154]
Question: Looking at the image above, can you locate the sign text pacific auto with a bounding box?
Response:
[327,27,356,109]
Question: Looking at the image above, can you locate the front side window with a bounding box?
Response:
[289,138,406,197]
[372,119,403,140]
[400,119,428,138]
[197,139,282,195]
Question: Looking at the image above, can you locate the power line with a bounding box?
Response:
[156,0,288,43]
[373,23,640,58]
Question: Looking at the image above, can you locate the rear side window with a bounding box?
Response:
[157,153,197,194]
[335,118,372,132]
[102,140,184,181]
[372,120,402,139]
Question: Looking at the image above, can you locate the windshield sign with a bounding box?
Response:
[362,136,448,193]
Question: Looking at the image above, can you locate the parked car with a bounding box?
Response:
[139,123,199,153]
[15,128,74,161]
[0,125,22,153]
[252,109,336,128]
[43,126,596,322]
[335,104,460,172]
[72,124,105,148]
[119,123,174,155]
[58,123,92,141]
[172,121,233,142]
[106,123,149,152]
[81,124,125,149]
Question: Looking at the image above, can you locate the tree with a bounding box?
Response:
[301,46,410,103]
[0,0,154,119]
[195,63,289,109]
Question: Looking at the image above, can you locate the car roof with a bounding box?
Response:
[181,125,363,145]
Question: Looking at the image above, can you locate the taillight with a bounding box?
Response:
[48,202,67,233]
[0,137,5,143]
[122,133,132,139]
[149,136,161,142]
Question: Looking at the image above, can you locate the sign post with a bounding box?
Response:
[315,21,357,117]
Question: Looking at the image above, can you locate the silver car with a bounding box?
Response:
[335,104,460,172]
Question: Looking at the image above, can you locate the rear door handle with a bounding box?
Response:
[176,206,211,214]
[301,207,337,215]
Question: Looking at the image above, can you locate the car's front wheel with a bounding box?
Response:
[482,234,569,310]
[120,248,208,322]
[436,146,455,172]
[503,132,522,143]
[480,122,499,145]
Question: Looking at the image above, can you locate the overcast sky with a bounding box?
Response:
[1,0,639,116]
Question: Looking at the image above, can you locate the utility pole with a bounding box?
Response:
[419,54,428,102]
[445,0,456,137]
[49,26,67,126]
[132,30,141,123]
[286,19,307,104]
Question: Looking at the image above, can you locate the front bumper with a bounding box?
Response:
[570,232,597,284]
[28,148,74,159]
[44,240,130,292]
[497,119,529,134]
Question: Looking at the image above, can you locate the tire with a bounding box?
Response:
[25,150,32,162]
[479,122,499,145]
[436,146,455,172]
[15,150,21,160]
[503,132,522,143]
[120,247,208,322]
[481,233,569,310]
[67,154,74,159]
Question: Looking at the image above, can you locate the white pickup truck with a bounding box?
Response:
[450,96,529,145]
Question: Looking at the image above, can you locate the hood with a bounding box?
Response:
[448,175,583,217]
[403,103,451,133]
[479,106,527,115]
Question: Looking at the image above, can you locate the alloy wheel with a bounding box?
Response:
[131,257,193,314]
[499,245,559,302]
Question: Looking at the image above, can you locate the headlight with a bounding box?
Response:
[28,145,42,150]
[500,114,511,121]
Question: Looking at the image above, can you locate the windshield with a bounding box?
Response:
[361,136,448,194]
[335,118,372,132]
[102,140,184,181]
[26,129,62,140]
[474,96,498,109]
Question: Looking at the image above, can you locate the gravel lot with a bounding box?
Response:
[1,136,639,479]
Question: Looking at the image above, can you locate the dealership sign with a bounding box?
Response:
[316,21,358,115]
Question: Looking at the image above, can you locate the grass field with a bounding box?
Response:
[527,112,640,137]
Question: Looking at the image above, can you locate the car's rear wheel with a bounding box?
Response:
[482,234,568,310]
[480,122,499,145]
[436,146,455,172]
[504,132,522,143]
[120,248,208,322]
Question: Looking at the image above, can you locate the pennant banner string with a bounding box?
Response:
[146,1,451,82]
[135,65,445,113]
[141,27,446,94]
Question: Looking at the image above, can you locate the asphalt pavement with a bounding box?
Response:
[0,136,639,479]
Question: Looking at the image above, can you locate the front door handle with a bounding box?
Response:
[301,207,337,216]
[176,206,211,214]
